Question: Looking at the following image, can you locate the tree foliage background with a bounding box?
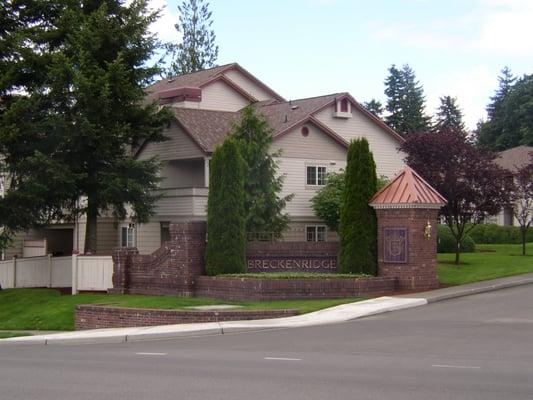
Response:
[232,106,293,239]
[167,0,218,76]
[0,0,172,252]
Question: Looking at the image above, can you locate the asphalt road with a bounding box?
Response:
[1,285,533,400]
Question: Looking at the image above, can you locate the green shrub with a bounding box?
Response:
[205,138,247,275]
[339,138,377,275]
[437,225,476,253]
[469,224,533,244]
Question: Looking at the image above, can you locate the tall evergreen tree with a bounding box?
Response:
[477,71,533,150]
[434,95,466,133]
[487,66,515,119]
[363,99,384,119]
[205,138,246,275]
[339,138,378,275]
[167,0,218,76]
[0,0,172,253]
[232,106,293,238]
[384,64,431,135]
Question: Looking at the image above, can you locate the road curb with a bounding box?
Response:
[417,276,533,303]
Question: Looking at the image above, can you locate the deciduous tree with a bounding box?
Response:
[511,153,533,255]
[401,129,512,264]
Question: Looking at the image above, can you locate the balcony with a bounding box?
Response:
[153,187,208,218]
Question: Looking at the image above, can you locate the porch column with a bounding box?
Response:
[204,157,210,187]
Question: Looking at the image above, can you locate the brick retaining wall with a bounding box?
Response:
[195,276,397,301]
[75,305,299,330]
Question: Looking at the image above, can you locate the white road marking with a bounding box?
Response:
[264,357,302,361]
[136,352,167,356]
[432,364,480,369]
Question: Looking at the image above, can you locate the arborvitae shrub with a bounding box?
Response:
[205,138,247,275]
[339,138,378,275]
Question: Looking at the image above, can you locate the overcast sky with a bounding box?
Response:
[147,0,533,130]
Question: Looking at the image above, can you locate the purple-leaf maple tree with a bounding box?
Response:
[511,153,533,256]
[400,128,512,264]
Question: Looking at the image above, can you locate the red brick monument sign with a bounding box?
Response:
[370,166,447,291]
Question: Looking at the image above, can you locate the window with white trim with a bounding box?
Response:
[306,225,327,242]
[121,225,136,248]
[306,165,327,186]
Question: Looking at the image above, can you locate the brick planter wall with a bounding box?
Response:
[195,276,397,301]
[75,305,299,330]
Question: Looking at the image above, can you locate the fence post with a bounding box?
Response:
[48,253,52,288]
[71,253,78,295]
[12,256,17,288]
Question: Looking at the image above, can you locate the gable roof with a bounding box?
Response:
[370,166,447,207]
[495,145,533,172]
[171,108,240,153]
[145,63,285,103]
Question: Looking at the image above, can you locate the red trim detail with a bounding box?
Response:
[340,98,349,112]
[301,126,309,137]
[157,87,202,102]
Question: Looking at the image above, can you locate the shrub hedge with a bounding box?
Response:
[468,224,533,244]
[437,225,476,253]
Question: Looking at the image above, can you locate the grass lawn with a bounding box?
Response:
[0,288,362,332]
[438,242,533,285]
[0,332,31,339]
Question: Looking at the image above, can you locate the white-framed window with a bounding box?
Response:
[120,225,136,248]
[306,225,327,242]
[306,165,327,186]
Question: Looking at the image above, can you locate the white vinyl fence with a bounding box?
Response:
[72,255,113,294]
[0,254,113,294]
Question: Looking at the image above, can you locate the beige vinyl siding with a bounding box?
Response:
[223,69,275,101]
[272,123,346,160]
[277,157,346,218]
[198,80,250,111]
[314,105,405,178]
[160,159,205,189]
[137,121,204,161]
[135,222,161,254]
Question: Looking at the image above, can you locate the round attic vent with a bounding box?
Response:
[301,126,309,137]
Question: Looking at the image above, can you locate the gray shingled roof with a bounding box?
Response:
[495,145,533,171]
[170,93,344,153]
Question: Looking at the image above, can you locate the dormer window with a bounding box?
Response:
[334,98,352,118]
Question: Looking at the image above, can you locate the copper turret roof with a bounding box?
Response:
[370,166,447,208]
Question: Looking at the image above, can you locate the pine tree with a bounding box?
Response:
[384,64,431,135]
[339,138,378,275]
[205,138,246,275]
[232,106,293,238]
[477,70,533,150]
[363,99,384,119]
[168,0,218,76]
[0,1,172,253]
[434,96,466,133]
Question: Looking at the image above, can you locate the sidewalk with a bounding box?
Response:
[2,273,532,346]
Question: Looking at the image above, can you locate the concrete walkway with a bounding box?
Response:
[2,273,532,346]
